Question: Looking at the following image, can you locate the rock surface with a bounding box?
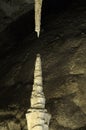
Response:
[0,0,34,32]
[0,0,86,130]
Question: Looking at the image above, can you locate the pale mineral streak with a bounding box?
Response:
[26,54,51,130]
[35,0,43,37]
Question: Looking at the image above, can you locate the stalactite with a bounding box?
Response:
[35,0,43,37]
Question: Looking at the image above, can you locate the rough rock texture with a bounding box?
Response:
[0,0,34,32]
[0,0,86,130]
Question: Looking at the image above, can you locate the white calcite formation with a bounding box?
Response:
[26,54,51,130]
[35,0,43,37]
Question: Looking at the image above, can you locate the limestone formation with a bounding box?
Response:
[26,54,51,130]
[35,0,43,37]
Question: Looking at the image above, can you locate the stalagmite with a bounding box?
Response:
[35,0,43,37]
[26,54,51,130]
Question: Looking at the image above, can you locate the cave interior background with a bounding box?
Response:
[0,0,86,130]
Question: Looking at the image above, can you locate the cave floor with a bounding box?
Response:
[0,1,86,130]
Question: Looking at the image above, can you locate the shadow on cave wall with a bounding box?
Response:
[0,10,35,59]
[42,0,72,15]
[0,81,33,109]
[0,10,34,43]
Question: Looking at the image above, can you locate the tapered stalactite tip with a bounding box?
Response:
[35,29,40,37]
[36,31,40,38]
